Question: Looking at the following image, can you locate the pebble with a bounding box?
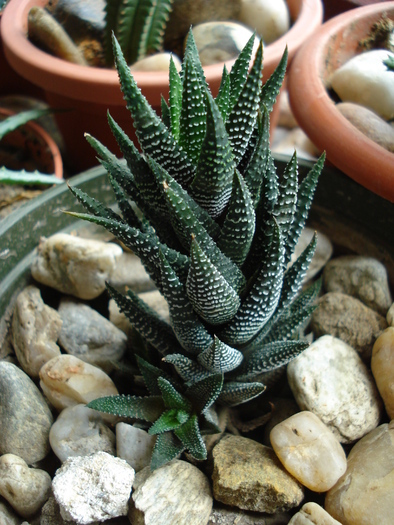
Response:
[290,228,333,283]
[108,251,154,294]
[40,496,74,525]
[371,327,394,419]
[0,454,51,518]
[0,361,53,464]
[270,411,347,492]
[325,422,394,525]
[11,285,62,379]
[31,233,122,300]
[208,506,290,524]
[49,404,116,462]
[310,292,387,361]
[262,398,300,446]
[0,499,26,525]
[192,22,258,66]
[336,102,394,153]
[323,255,392,315]
[288,502,342,525]
[130,52,182,72]
[388,302,394,326]
[39,354,119,412]
[52,451,134,524]
[271,128,320,161]
[238,0,290,44]
[129,459,213,525]
[330,49,394,121]
[58,298,127,373]
[116,422,156,472]
[212,435,304,513]
[287,335,382,444]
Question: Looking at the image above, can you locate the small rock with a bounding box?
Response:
[39,354,118,412]
[31,233,122,300]
[287,335,382,443]
[336,102,394,153]
[0,361,53,464]
[208,505,290,524]
[270,411,347,492]
[0,500,25,525]
[129,459,213,525]
[192,22,258,66]
[388,302,394,326]
[0,454,51,518]
[40,495,75,525]
[116,422,155,472]
[52,451,134,524]
[371,327,394,419]
[325,422,394,525]
[212,435,304,513]
[323,255,392,315]
[11,285,62,378]
[288,502,341,524]
[262,398,300,446]
[238,0,290,44]
[50,404,116,462]
[107,251,154,294]
[47,0,105,43]
[271,128,320,161]
[330,49,394,121]
[311,292,387,361]
[58,298,127,373]
[130,52,182,72]
[277,90,298,129]
[290,228,333,283]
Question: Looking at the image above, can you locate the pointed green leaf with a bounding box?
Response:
[87,394,164,422]
[197,336,243,373]
[185,374,224,413]
[217,382,265,407]
[164,354,211,383]
[228,33,256,110]
[274,152,298,251]
[174,414,207,460]
[136,355,180,395]
[215,65,231,121]
[261,46,288,113]
[157,377,192,411]
[169,56,182,140]
[151,432,185,470]
[161,95,171,128]
[149,408,190,435]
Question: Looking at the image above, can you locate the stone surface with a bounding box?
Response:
[330,49,394,121]
[40,495,74,525]
[52,451,134,524]
[212,435,304,513]
[270,411,347,492]
[130,52,182,72]
[336,102,394,153]
[287,335,382,444]
[388,302,394,326]
[129,459,213,525]
[262,398,300,446]
[323,255,392,315]
[238,0,290,44]
[39,354,118,412]
[50,404,116,462]
[0,361,53,464]
[371,327,394,419]
[192,22,258,66]
[290,228,333,283]
[325,422,394,525]
[58,298,127,373]
[116,422,155,472]
[0,499,26,525]
[288,502,342,524]
[31,233,122,300]
[0,454,51,518]
[107,251,153,294]
[208,505,290,524]
[310,292,387,361]
[11,285,62,378]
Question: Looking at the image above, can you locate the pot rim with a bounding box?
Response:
[287,2,394,202]
[2,0,323,103]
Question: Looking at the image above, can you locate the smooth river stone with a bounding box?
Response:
[371,327,394,419]
[11,285,62,378]
[0,361,53,464]
[330,49,394,121]
[238,0,290,44]
[130,52,182,72]
[270,411,347,492]
[287,335,382,444]
[116,422,156,472]
[325,422,394,525]
[31,233,122,300]
[388,302,394,326]
[288,502,342,525]
[39,354,118,412]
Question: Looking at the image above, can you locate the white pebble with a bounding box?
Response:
[238,0,290,44]
[116,422,156,472]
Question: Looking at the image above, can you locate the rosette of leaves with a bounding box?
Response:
[68,30,325,469]
[104,0,174,66]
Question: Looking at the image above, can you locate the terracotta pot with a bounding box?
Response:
[287,3,394,203]
[0,107,63,179]
[2,0,323,173]
[323,0,384,21]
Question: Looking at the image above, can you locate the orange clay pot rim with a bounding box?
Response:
[0,107,63,180]
[288,2,394,202]
[1,0,323,93]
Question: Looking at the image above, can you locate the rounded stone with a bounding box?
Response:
[288,502,342,524]
[116,422,156,472]
[371,327,394,419]
[130,52,182,72]
[0,361,53,464]
[238,0,290,44]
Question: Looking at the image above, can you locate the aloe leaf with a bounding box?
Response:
[169,56,182,140]
[185,374,224,413]
[215,65,231,121]
[136,355,180,395]
[274,152,298,253]
[149,408,190,435]
[197,336,243,373]
[163,354,211,383]
[87,394,164,422]
[0,170,62,186]
[228,33,256,110]
[104,0,124,65]
[161,95,171,128]
[137,0,174,61]
[182,29,208,91]
[157,377,192,411]
[174,414,207,460]
[260,46,288,114]
[151,432,185,470]
[0,108,52,141]
[259,304,317,344]
[217,381,265,406]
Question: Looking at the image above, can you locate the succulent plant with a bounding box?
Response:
[68,31,325,469]
[104,0,174,66]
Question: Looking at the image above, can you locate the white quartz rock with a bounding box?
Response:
[270,411,347,492]
[130,52,182,72]
[0,454,51,518]
[288,502,342,524]
[287,335,382,443]
[50,404,116,462]
[31,233,122,300]
[52,451,134,524]
[330,50,394,121]
[39,354,118,412]
[238,0,290,44]
[116,422,156,472]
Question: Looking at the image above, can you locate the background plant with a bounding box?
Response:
[68,30,325,469]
